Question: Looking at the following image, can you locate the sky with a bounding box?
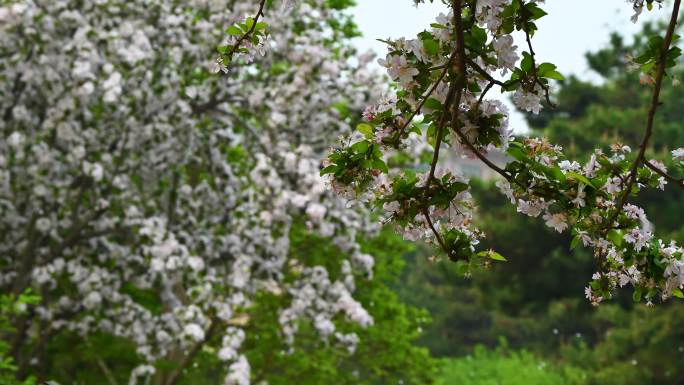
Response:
[351,0,664,132]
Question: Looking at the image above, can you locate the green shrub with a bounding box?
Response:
[438,344,586,385]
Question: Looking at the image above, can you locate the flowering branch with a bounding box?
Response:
[644,159,684,190]
[227,0,267,59]
[215,0,269,71]
[607,0,682,228]
[394,52,457,142]
[324,0,684,305]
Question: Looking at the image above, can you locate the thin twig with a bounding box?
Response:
[420,0,468,257]
[422,208,448,253]
[393,51,458,141]
[466,58,505,86]
[164,320,219,385]
[474,80,495,114]
[516,5,556,108]
[644,159,684,190]
[223,0,268,63]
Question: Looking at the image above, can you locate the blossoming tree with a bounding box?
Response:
[4,0,684,383]
[0,1,437,384]
[323,0,684,306]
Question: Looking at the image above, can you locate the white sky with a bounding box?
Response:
[351,0,664,132]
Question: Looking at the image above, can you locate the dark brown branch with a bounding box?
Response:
[164,320,220,385]
[606,0,682,230]
[448,0,514,187]
[418,0,469,258]
[453,130,511,179]
[223,0,268,63]
[422,208,448,253]
[426,0,468,192]
[474,80,495,114]
[644,159,684,190]
[466,58,505,86]
[425,81,460,191]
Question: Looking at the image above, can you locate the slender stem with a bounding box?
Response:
[644,159,684,190]
[224,0,268,63]
[394,51,459,141]
[521,9,555,107]
[422,208,448,253]
[474,81,495,113]
[466,58,504,86]
[420,0,468,257]
[453,130,509,179]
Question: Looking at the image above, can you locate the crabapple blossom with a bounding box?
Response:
[324,0,684,307]
[1,0,387,384]
[673,148,684,162]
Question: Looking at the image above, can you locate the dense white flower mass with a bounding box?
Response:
[0,1,382,384]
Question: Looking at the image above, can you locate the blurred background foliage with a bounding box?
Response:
[396,20,684,385]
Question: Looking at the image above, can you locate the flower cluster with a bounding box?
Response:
[214,7,270,73]
[630,0,664,23]
[324,0,684,305]
[0,1,384,384]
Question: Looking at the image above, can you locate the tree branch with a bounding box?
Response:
[223,0,268,64]
[393,52,457,141]
[420,0,468,259]
[606,0,682,230]
[644,159,684,190]
[466,58,504,86]
[164,320,219,385]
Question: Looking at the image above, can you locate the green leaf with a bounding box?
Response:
[423,39,440,56]
[565,172,593,187]
[226,25,242,35]
[320,165,338,176]
[455,260,470,277]
[424,98,443,110]
[525,2,548,20]
[488,251,507,262]
[570,235,581,250]
[607,229,623,247]
[521,52,534,73]
[357,123,374,139]
[506,146,526,162]
[372,159,389,173]
[477,250,507,262]
[536,62,556,76]
[538,63,565,80]
[469,25,488,47]
[673,288,684,299]
[351,141,370,154]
